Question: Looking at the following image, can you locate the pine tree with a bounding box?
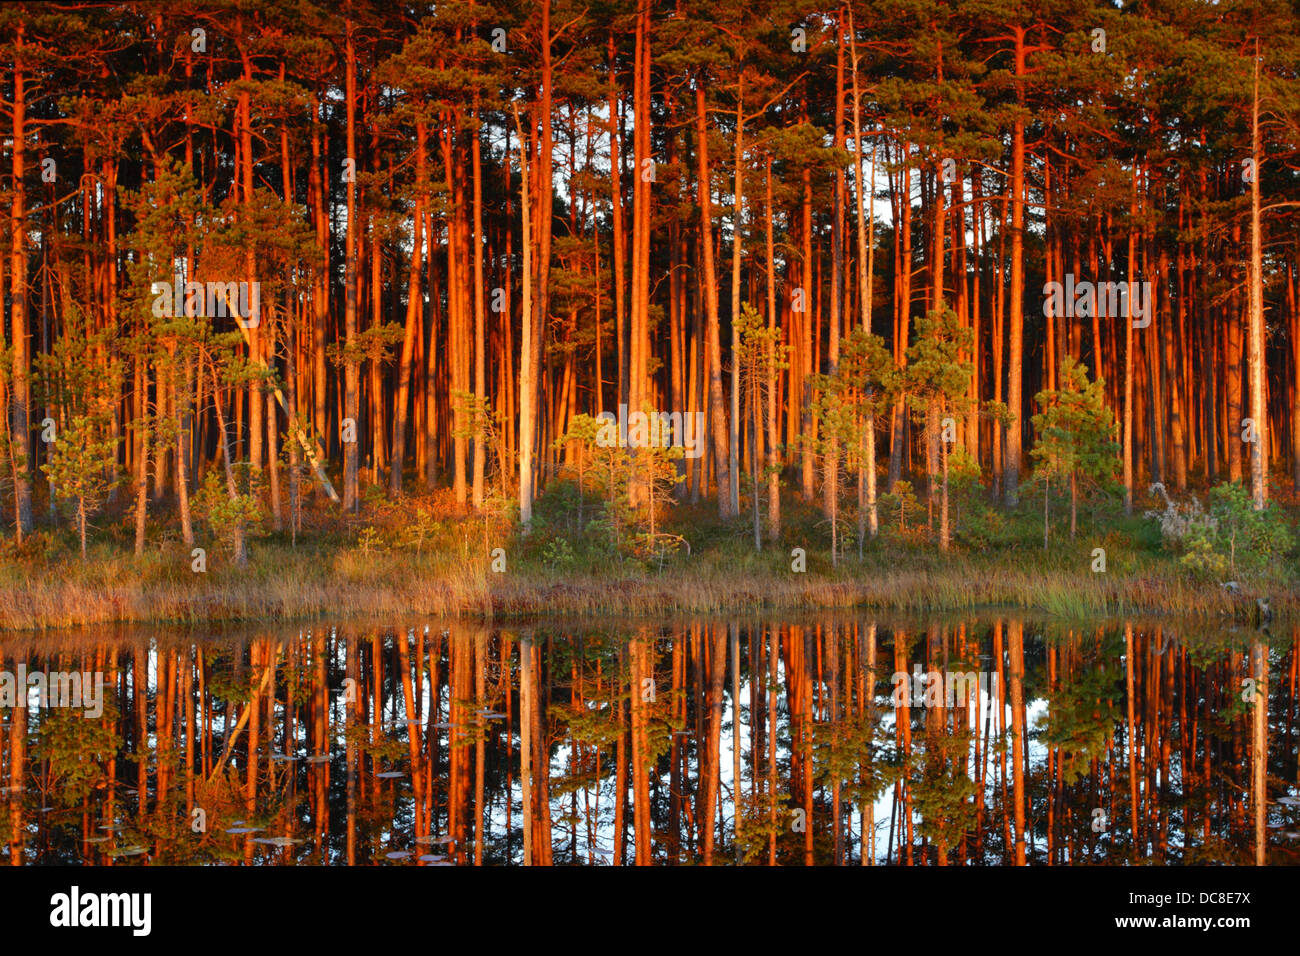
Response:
[1030,356,1119,546]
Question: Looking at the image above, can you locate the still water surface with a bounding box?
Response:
[2,612,1296,865]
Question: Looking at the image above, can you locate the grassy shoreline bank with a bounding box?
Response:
[0,542,1286,632]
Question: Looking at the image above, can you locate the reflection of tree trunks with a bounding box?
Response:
[927,624,947,865]
[1008,619,1026,865]
[631,632,652,864]
[416,628,428,835]
[1047,643,1056,864]
[801,627,815,866]
[13,617,1294,867]
[428,629,442,831]
[614,641,627,865]
[475,629,486,865]
[1231,650,1245,838]
[669,636,684,863]
[398,631,425,845]
[346,633,358,866]
[693,623,704,856]
[1148,642,1161,843]
[313,632,327,848]
[829,626,842,865]
[701,626,725,864]
[1125,623,1139,861]
[863,623,877,865]
[531,638,551,864]
[577,640,593,862]
[731,622,742,864]
[768,626,778,866]
[1160,633,1174,857]
[159,651,173,816]
[134,652,146,816]
[1285,640,1296,789]
[501,633,513,859]
[894,629,912,865]
[749,628,759,807]
[184,648,195,820]
[1251,637,1268,865]
[245,640,261,866]
[371,634,383,796]
[1179,647,1192,846]
[520,633,533,865]
[7,652,26,864]
[450,628,472,863]
[977,626,992,862]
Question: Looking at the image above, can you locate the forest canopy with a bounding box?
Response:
[0,0,1297,572]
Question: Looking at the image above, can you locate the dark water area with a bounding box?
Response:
[1,612,1296,865]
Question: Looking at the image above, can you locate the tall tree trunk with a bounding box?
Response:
[391,123,426,494]
[765,160,781,540]
[514,106,537,525]
[472,102,487,509]
[1003,27,1027,506]
[7,26,33,536]
[342,20,361,513]
[1248,45,1267,510]
[1123,172,1138,515]
[730,75,745,517]
[696,81,733,518]
[825,20,845,523]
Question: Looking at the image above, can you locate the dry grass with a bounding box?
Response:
[0,541,1283,632]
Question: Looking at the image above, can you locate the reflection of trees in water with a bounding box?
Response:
[1,617,1295,865]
